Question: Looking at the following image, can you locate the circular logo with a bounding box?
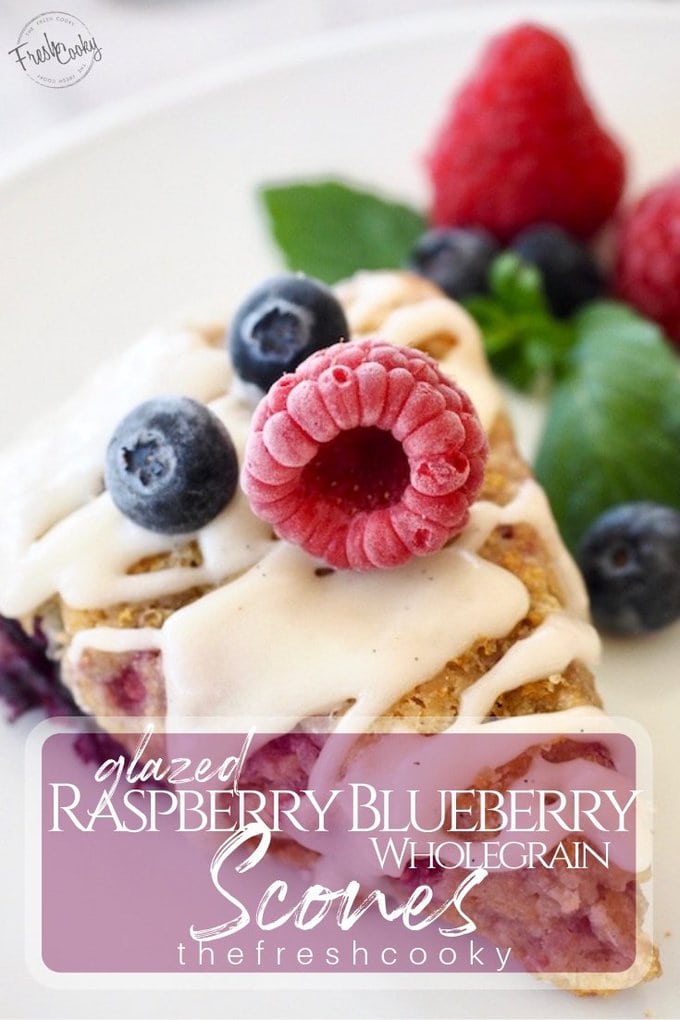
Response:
[10,11,101,89]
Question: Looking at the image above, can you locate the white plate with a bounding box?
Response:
[1,3,678,1018]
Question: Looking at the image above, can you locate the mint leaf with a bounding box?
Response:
[259,180,426,284]
[464,253,576,393]
[488,253,547,315]
[534,302,680,550]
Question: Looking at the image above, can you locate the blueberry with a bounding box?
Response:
[510,224,604,317]
[578,502,680,635]
[228,274,349,391]
[105,396,238,534]
[406,227,499,300]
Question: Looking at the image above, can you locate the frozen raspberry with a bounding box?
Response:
[613,174,680,345]
[426,23,626,242]
[241,339,488,570]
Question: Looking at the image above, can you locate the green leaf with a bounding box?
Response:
[259,179,426,284]
[464,253,577,393]
[488,252,548,315]
[534,302,680,550]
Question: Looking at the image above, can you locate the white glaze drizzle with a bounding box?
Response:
[0,333,274,615]
[454,612,599,725]
[160,541,530,733]
[460,480,588,618]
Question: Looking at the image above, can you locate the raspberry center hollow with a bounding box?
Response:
[300,427,410,515]
[241,336,490,571]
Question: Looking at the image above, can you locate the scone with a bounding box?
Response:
[0,270,659,991]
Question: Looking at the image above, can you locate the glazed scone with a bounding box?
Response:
[0,271,659,991]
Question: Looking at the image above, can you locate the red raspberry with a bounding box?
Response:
[242,340,488,571]
[613,174,680,345]
[426,23,626,242]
